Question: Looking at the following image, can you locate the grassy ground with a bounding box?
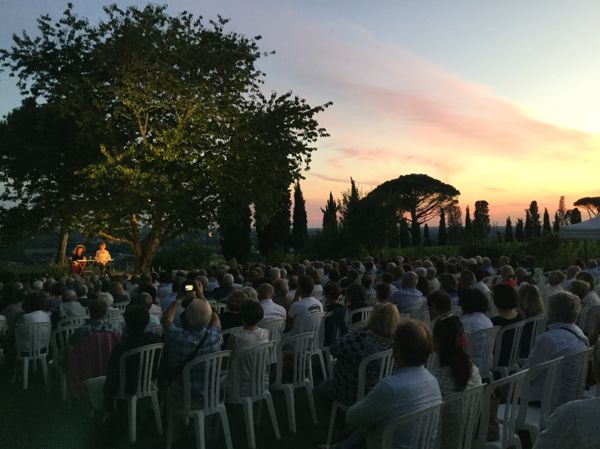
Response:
[0,365,331,449]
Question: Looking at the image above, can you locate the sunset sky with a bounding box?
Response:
[2,1,600,227]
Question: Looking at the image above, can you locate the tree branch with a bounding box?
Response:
[98,230,132,247]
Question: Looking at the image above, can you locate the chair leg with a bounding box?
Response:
[317,351,328,380]
[241,398,256,449]
[326,403,339,445]
[193,414,206,449]
[305,382,318,425]
[127,397,138,443]
[151,392,163,436]
[218,406,233,449]
[166,410,176,449]
[23,358,29,390]
[283,385,297,433]
[265,392,281,440]
[41,357,48,385]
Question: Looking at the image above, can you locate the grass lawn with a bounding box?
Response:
[0,366,332,449]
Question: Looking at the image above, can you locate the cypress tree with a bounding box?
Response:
[438,208,447,245]
[504,217,514,243]
[524,210,533,240]
[473,200,491,242]
[291,182,308,250]
[321,192,338,234]
[515,218,525,242]
[529,201,542,236]
[542,208,552,234]
[423,224,431,246]
[464,206,472,242]
[553,212,560,233]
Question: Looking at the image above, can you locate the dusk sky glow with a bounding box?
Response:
[2,1,600,227]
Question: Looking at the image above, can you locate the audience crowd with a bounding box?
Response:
[2,253,600,449]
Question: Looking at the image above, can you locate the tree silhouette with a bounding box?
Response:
[292,182,308,250]
[438,208,447,245]
[504,217,514,243]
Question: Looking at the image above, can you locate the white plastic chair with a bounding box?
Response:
[166,350,233,449]
[12,321,51,389]
[439,384,485,449]
[580,304,600,334]
[518,315,547,365]
[346,306,373,328]
[50,321,82,400]
[114,301,130,312]
[326,349,394,445]
[379,402,442,449]
[227,341,280,449]
[272,332,318,433]
[259,318,286,343]
[114,343,164,443]
[56,315,88,329]
[305,311,327,381]
[211,302,227,315]
[557,347,593,407]
[487,302,498,318]
[411,309,431,324]
[222,326,244,337]
[474,369,528,449]
[514,357,563,444]
[319,311,340,379]
[106,308,125,334]
[492,320,526,378]
[467,326,500,381]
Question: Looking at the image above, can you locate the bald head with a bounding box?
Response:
[185,298,212,330]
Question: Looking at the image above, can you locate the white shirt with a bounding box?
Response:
[259,298,286,321]
[288,296,323,335]
[533,397,600,449]
[473,281,491,298]
[461,312,493,369]
[61,301,87,319]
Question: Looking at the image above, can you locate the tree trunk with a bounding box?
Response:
[135,231,161,273]
[410,210,421,245]
[56,227,69,265]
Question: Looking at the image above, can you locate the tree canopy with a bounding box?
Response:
[0,4,330,270]
[368,174,460,243]
[574,197,600,218]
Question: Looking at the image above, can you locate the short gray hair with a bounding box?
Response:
[186,298,212,330]
[548,291,581,324]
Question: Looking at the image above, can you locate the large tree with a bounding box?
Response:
[340,177,362,238]
[574,197,600,218]
[256,189,291,261]
[0,100,99,264]
[1,4,330,271]
[528,201,542,237]
[515,218,525,242]
[504,217,514,243]
[218,199,251,263]
[445,200,463,244]
[557,196,567,227]
[291,182,308,251]
[464,206,472,242]
[368,174,460,244]
[543,208,552,234]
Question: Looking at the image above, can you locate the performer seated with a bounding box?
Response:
[70,244,87,275]
[95,242,112,273]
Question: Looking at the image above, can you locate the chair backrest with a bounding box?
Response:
[114,301,129,312]
[450,306,463,317]
[15,321,51,357]
[492,320,526,373]
[356,349,394,401]
[440,384,485,449]
[228,341,274,403]
[222,326,244,337]
[581,304,600,334]
[411,309,430,324]
[558,347,593,406]
[475,369,528,449]
[519,357,563,430]
[347,306,373,327]
[275,332,315,388]
[259,319,286,343]
[380,403,442,449]
[51,322,82,360]
[486,302,498,318]
[106,308,125,334]
[212,302,227,315]
[309,311,325,351]
[0,315,6,337]
[183,350,231,414]
[118,343,164,397]
[146,324,163,336]
[57,315,88,329]
[521,314,547,351]
[467,326,500,380]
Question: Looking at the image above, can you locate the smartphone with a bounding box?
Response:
[184,284,194,292]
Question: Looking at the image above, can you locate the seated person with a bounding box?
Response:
[526,292,589,404]
[60,289,87,320]
[226,300,269,399]
[219,290,246,331]
[459,288,493,370]
[322,282,346,346]
[319,303,400,410]
[257,283,286,322]
[570,278,600,335]
[344,320,442,449]
[69,298,115,347]
[427,290,452,328]
[431,315,482,449]
[517,283,545,357]
[95,242,111,273]
[103,304,162,410]
[374,282,392,305]
[533,343,600,449]
[346,284,369,324]
[287,275,323,335]
[70,244,87,275]
[391,271,426,314]
[490,284,523,368]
